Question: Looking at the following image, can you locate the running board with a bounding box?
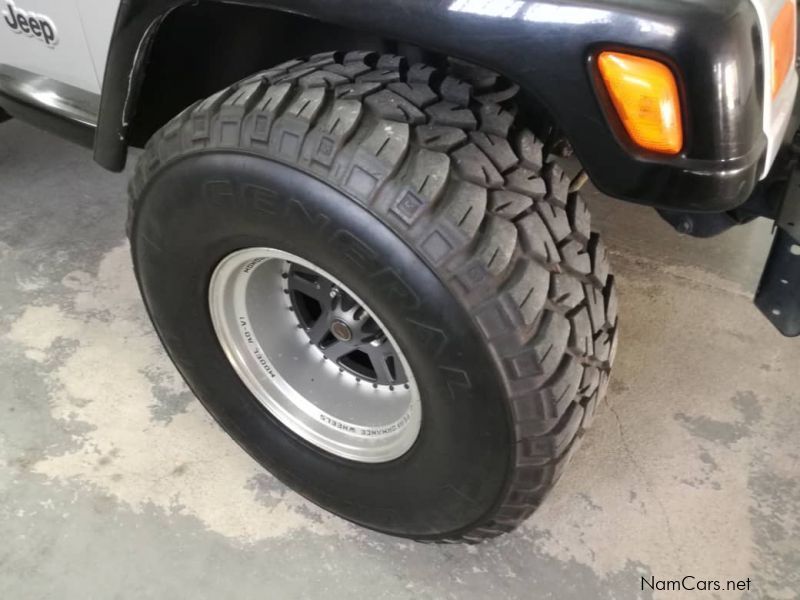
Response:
[0,65,99,148]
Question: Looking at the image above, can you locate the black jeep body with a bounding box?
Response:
[95,0,771,214]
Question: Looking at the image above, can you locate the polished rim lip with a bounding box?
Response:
[208,247,422,463]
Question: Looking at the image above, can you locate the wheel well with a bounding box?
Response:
[129,3,441,147]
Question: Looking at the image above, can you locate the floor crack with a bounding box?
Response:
[605,396,684,571]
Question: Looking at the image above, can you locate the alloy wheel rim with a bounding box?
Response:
[208,248,422,463]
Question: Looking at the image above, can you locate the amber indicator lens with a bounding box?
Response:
[597,51,683,155]
[771,0,797,98]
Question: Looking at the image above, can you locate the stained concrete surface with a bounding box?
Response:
[0,119,798,600]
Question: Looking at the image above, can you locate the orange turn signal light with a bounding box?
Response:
[597,51,683,155]
[771,0,796,98]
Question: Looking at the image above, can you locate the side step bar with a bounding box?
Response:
[0,65,99,148]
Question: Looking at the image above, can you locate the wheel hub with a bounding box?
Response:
[330,319,352,342]
[287,265,408,387]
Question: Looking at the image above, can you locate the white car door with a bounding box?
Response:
[0,0,100,93]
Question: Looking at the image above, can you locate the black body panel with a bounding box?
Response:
[95,0,767,212]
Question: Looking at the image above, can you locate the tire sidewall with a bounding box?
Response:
[132,151,512,537]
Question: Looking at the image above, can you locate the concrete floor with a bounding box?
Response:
[1,119,798,600]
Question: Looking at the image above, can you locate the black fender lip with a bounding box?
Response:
[94,0,767,212]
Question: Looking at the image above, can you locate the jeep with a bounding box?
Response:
[0,0,797,542]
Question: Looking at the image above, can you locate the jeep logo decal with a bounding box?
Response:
[3,0,58,46]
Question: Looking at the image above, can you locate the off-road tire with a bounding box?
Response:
[128,51,619,542]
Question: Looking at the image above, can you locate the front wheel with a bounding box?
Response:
[128,51,619,542]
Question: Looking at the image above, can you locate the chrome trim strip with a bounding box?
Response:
[0,64,99,127]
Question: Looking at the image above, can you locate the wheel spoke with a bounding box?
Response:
[323,340,354,361]
[352,316,380,343]
[305,317,330,345]
[390,353,406,383]
[288,271,333,307]
[365,340,407,385]
[366,347,395,384]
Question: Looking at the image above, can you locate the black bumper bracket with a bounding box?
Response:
[755,225,800,338]
[755,157,800,337]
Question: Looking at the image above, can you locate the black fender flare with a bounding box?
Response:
[95,0,766,211]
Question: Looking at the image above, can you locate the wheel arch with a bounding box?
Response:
[96,0,561,172]
[119,3,456,151]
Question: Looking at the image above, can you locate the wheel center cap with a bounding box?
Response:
[330,319,353,342]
